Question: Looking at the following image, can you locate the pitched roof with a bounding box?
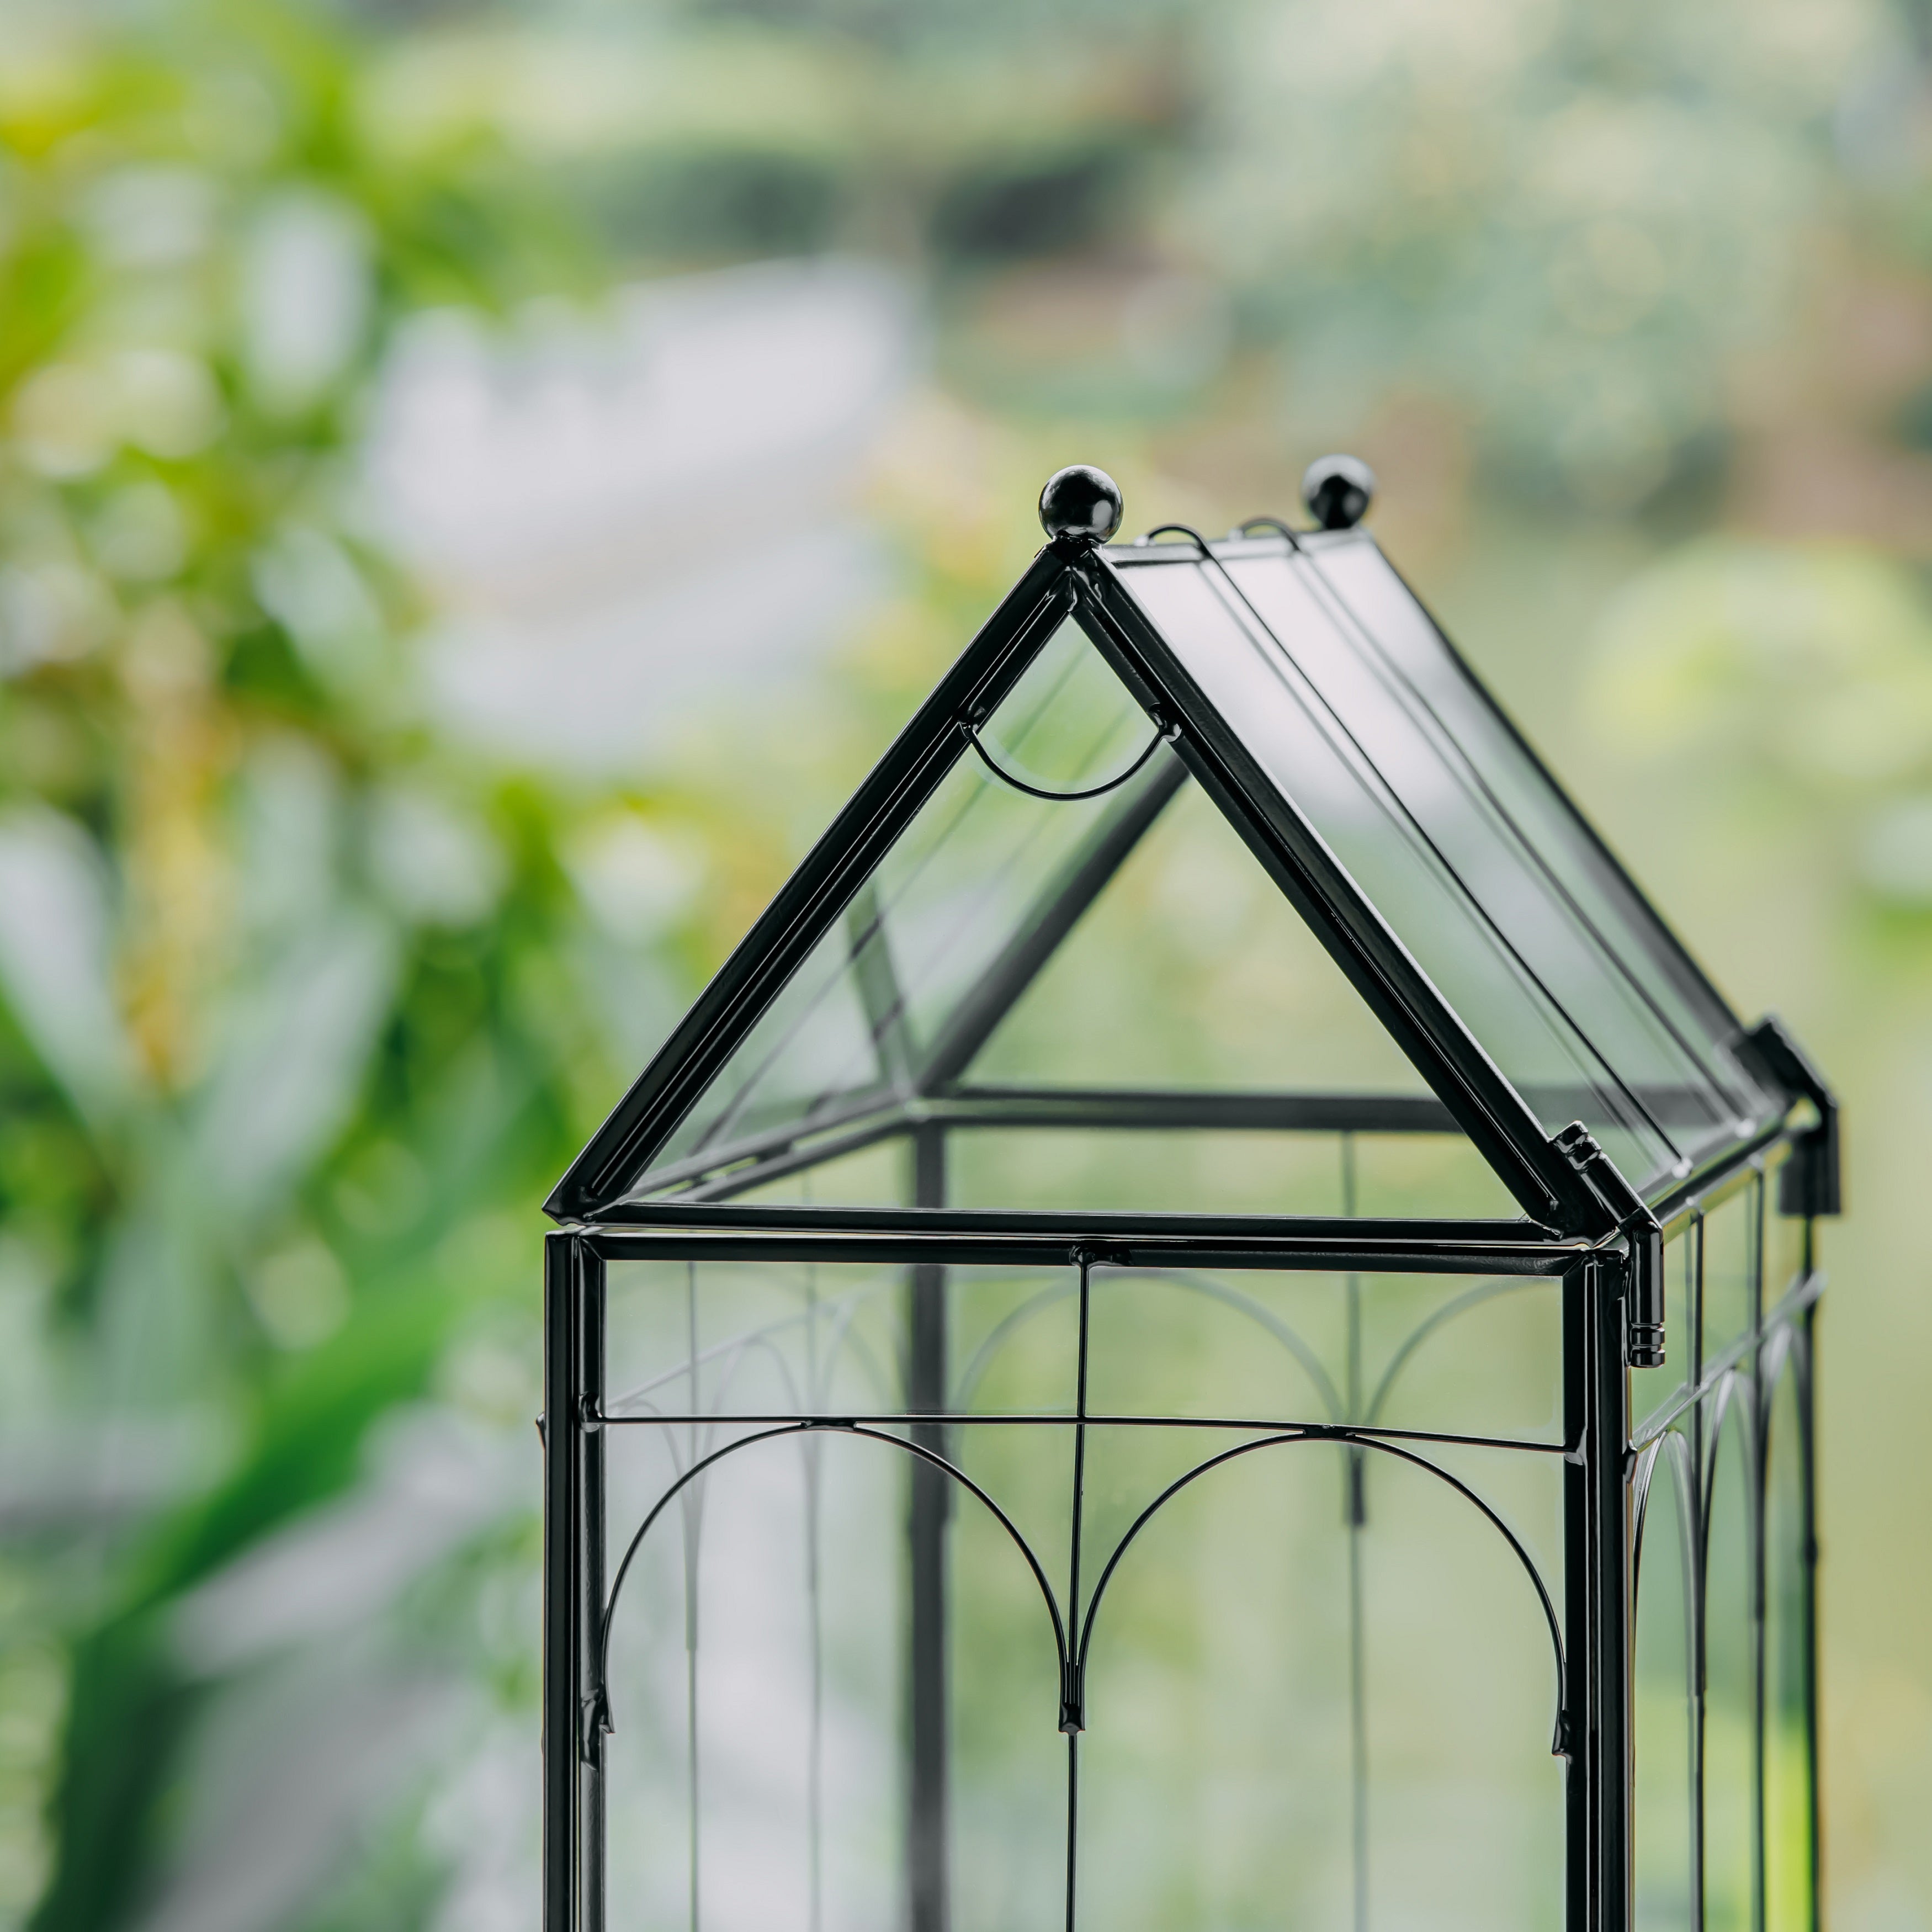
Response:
[548,508,1797,1232]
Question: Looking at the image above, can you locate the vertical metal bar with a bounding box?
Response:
[805,1254,826,1932]
[582,1245,608,1932]
[1064,1734,1081,1932]
[1749,1174,1767,1932]
[907,1126,951,1932]
[1602,1252,1636,1932]
[1800,1284,1822,1932]
[1578,1251,1633,1932]
[1341,1132,1370,1932]
[1064,1251,1094,1932]
[684,1262,703,1932]
[1689,1220,1708,1932]
[1691,1216,1708,1932]
[544,1229,586,1932]
[1563,1261,1590,1932]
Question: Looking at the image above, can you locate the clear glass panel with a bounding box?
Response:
[1631,1225,1696,1437]
[602,1421,1072,1932]
[1120,550,1777,1191]
[1703,1181,1761,1368]
[603,1423,908,1932]
[635,616,1172,1192]
[1075,1432,1564,1932]
[1703,1383,1758,1932]
[604,1259,907,1424]
[1765,1359,1813,1932]
[1634,1434,1695,1932]
[598,1262,1568,1931]
[1765,1194,1808,1315]
[1085,1266,1562,1445]
[976,774,1431,1093]
[949,1424,1074,1932]
[603,1258,1087,1423]
[947,1124,1514,1217]
[1300,535,1776,1128]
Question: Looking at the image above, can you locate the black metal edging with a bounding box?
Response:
[925,1085,1459,1133]
[577,1208,1583,1277]
[546,544,1085,1222]
[1074,549,1611,1237]
[542,1230,596,1932]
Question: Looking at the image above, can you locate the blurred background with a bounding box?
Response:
[2,0,1930,1926]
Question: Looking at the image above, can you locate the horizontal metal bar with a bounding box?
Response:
[590,1410,1573,1457]
[925,1086,1460,1134]
[625,1082,1475,1204]
[580,1207,1584,1275]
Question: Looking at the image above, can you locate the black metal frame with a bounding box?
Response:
[541,511,1836,1932]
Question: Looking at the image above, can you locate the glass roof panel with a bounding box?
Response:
[1115,544,1779,1190]
[1294,537,1771,1099]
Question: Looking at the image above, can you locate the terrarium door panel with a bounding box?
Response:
[583,1249,1573,1932]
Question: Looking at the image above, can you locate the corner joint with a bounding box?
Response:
[1553,1122,1665,1369]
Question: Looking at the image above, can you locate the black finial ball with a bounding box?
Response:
[1038,465,1124,545]
[1301,454,1376,530]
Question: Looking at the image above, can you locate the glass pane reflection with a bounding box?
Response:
[1765,1359,1814,1932]
[1703,1386,1756,1932]
[1634,1435,1695,1932]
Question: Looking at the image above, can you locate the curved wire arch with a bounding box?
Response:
[1755,1318,1807,1435]
[1232,514,1306,550]
[1699,1371,1758,1667]
[1702,1370,1758,1503]
[596,1421,1069,1734]
[1633,1427,1700,1639]
[962,715,1179,804]
[1071,1427,1570,1755]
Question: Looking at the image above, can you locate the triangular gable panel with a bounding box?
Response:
[1090,529,1783,1197]
[551,520,1784,1229]
[551,567,1586,1226]
[627,613,1180,1196]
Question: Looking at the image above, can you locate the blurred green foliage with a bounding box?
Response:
[2,0,1931,1926]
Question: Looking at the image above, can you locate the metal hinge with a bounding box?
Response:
[1552,1122,1665,1369]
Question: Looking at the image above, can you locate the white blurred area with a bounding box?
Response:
[367,257,919,774]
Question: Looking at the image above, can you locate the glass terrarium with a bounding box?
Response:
[540,461,1838,1932]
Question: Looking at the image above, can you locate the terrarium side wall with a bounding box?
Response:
[571,1248,1578,1932]
[1630,1172,1823,1932]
